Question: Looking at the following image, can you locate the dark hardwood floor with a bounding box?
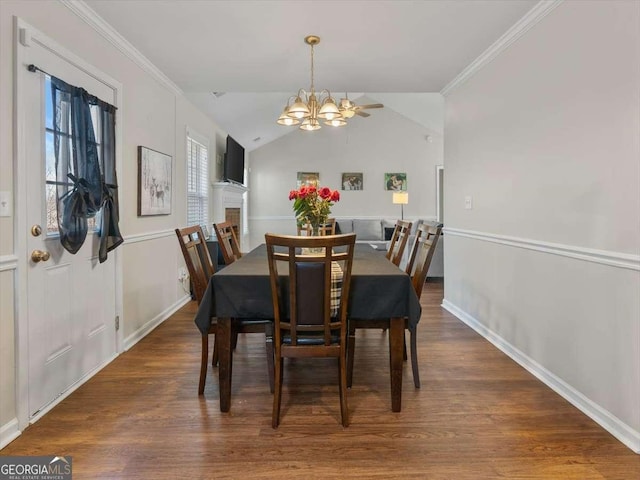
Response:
[2,282,638,479]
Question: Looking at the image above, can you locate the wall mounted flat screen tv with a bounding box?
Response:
[224,135,245,185]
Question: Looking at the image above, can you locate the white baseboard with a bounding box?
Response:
[1,294,192,450]
[442,299,640,454]
[124,294,191,351]
[0,418,21,450]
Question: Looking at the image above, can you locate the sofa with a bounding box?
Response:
[334,218,421,264]
[335,218,443,276]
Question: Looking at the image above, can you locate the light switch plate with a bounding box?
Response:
[464,195,473,210]
[0,191,11,217]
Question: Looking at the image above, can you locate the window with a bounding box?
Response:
[45,75,100,234]
[186,131,209,228]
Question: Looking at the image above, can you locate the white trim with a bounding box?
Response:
[445,227,640,271]
[442,299,640,454]
[0,254,18,272]
[123,295,191,351]
[60,0,182,96]
[441,0,563,96]
[123,229,175,245]
[0,418,21,450]
[249,215,438,222]
[435,165,444,224]
[14,17,124,432]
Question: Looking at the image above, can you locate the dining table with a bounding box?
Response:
[194,242,421,413]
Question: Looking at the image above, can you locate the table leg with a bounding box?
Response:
[389,317,404,412]
[217,316,233,412]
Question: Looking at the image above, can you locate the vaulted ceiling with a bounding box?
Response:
[83,0,538,150]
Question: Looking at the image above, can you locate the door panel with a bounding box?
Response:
[23,33,117,417]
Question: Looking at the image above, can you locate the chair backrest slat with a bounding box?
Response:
[405,223,443,298]
[297,218,336,236]
[386,220,413,266]
[214,221,242,265]
[265,233,356,348]
[175,225,215,304]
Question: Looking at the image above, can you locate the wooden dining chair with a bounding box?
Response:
[386,219,413,266]
[401,222,443,387]
[175,225,274,395]
[213,221,242,265]
[297,218,336,236]
[265,233,356,428]
[319,218,336,235]
[347,222,442,389]
[296,223,312,236]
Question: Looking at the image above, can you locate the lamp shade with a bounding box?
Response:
[392,192,409,205]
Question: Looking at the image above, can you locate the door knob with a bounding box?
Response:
[31,250,50,263]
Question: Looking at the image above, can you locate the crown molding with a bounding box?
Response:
[60,0,182,96]
[441,0,563,97]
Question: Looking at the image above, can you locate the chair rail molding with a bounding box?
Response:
[445,227,640,271]
[123,229,175,245]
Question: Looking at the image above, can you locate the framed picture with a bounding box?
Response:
[384,172,407,191]
[297,172,319,187]
[138,146,172,216]
[342,172,363,191]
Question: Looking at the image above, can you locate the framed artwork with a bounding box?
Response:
[297,172,319,187]
[342,172,363,191]
[384,172,407,191]
[138,146,172,216]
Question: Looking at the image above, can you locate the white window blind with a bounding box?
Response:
[186,134,209,228]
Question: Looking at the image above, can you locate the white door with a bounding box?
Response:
[21,31,118,417]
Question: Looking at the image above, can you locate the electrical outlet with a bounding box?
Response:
[178,267,188,281]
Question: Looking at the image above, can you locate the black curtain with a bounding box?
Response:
[50,75,122,261]
[97,102,123,263]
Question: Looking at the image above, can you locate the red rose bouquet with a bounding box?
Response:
[289,185,340,234]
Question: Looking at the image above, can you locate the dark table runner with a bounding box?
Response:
[194,243,421,333]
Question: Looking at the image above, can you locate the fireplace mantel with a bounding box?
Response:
[212,181,248,197]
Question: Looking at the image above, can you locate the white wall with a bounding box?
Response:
[443,0,639,452]
[0,0,225,444]
[247,95,444,248]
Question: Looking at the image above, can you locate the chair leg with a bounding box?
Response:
[212,333,219,367]
[410,329,420,388]
[339,353,350,427]
[272,354,283,429]
[346,322,356,388]
[264,323,275,394]
[199,334,208,395]
[403,332,408,361]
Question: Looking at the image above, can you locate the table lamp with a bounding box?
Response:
[392,192,409,220]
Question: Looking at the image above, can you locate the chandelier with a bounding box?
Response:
[277,35,345,131]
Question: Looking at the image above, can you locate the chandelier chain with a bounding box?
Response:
[310,43,315,92]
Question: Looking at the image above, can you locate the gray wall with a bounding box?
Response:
[443,0,639,451]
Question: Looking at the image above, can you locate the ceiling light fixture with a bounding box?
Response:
[277,35,345,131]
